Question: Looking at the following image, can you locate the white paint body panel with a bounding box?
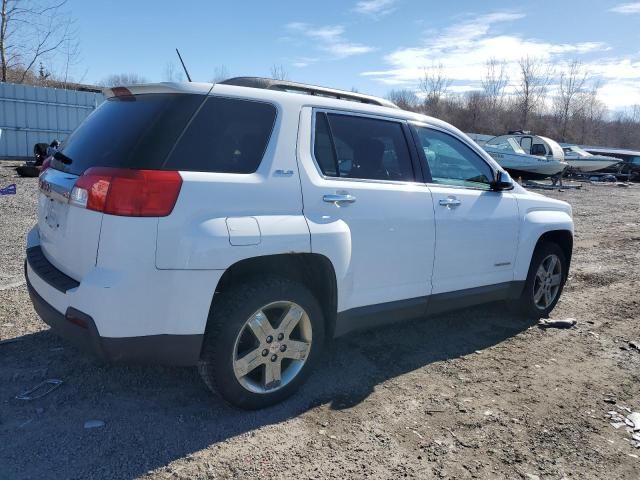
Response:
[37,168,102,281]
[428,186,519,294]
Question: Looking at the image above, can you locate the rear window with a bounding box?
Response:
[164,97,276,173]
[54,94,277,175]
[54,94,204,175]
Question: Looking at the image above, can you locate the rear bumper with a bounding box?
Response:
[25,260,204,367]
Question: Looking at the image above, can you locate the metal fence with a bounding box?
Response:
[0,82,103,160]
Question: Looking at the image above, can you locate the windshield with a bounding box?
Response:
[564,145,590,156]
[485,137,526,154]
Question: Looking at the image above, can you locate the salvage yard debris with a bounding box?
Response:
[606,407,640,448]
[84,420,105,429]
[0,183,17,195]
[15,379,63,401]
[538,318,577,329]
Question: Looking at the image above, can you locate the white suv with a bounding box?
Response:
[26,78,573,409]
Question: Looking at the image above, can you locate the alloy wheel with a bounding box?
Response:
[533,254,562,310]
[232,301,312,394]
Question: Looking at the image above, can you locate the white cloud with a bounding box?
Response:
[610,2,640,14]
[286,22,373,59]
[359,11,640,108]
[354,0,397,17]
[292,57,319,68]
[598,80,640,107]
[363,11,610,85]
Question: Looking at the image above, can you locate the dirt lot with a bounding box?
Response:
[1,162,639,480]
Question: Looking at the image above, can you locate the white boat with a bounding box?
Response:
[482,133,568,180]
[562,145,621,172]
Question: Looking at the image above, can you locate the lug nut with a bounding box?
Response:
[277,333,284,341]
[280,344,287,352]
[271,354,278,362]
[266,335,273,344]
[262,349,269,357]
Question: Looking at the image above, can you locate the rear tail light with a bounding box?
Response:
[70,167,182,217]
[39,157,52,175]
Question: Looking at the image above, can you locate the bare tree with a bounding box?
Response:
[574,80,606,144]
[419,63,451,114]
[482,58,509,109]
[211,64,229,83]
[1,0,78,84]
[387,88,419,111]
[270,64,289,81]
[163,61,184,82]
[99,73,147,87]
[59,35,81,87]
[554,60,588,141]
[515,56,553,129]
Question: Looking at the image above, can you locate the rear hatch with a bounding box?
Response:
[37,89,207,281]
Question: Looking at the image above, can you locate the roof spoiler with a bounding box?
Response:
[220,77,399,109]
[102,82,214,98]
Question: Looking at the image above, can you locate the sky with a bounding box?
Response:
[62,0,640,111]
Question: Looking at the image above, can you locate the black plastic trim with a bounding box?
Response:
[26,272,203,366]
[335,281,525,337]
[26,246,79,293]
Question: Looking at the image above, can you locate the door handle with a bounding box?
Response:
[439,197,461,208]
[323,193,356,205]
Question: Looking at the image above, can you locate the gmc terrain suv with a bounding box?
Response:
[26,78,573,409]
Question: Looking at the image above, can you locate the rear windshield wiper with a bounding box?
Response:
[53,151,73,165]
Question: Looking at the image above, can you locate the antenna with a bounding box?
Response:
[175,48,192,82]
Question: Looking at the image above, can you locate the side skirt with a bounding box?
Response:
[334,281,525,337]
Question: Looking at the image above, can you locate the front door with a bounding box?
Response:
[411,124,519,295]
[297,109,435,312]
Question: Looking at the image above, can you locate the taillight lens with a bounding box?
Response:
[40,157,52,175]
[70,167,182,217]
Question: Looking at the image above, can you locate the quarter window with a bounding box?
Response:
[313,112,415,181]
[413,126,493,189]
[165,97,276,173]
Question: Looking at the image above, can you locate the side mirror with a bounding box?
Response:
[491,170,514,191]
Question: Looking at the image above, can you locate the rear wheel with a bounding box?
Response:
[198,277,324,409]
[515,242,567,318]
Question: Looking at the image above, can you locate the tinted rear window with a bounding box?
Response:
[164,97,277,173]
[54,94,204,175]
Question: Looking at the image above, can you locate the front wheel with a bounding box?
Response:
[198,277,324,409]
[515,242,567,318]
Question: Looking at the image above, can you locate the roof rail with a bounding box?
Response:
[219,77,399,109]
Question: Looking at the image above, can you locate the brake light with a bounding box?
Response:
[39,157,52,175]
[70,167,182,217]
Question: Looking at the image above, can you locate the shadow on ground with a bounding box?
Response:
[0,303,534,479]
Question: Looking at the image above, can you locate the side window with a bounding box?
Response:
[313,112,415,181]
[164,97,276,173]
[313,113,338,176]
[413,126,493,189]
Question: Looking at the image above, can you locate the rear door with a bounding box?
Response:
[411,124,519,294]
[298,108,435,312]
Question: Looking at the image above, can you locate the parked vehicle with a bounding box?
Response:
[583,146,640,181]
[482,132,567,179]
[25,78,574,409]
[15,142,50,177]
[561,145,621,172]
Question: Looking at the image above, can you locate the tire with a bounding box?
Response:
[515,242,567,319]
[198,276,325,409]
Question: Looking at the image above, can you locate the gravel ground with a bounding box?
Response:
[1,162,639,480]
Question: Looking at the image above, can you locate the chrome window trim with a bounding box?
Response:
[309,108,424,186]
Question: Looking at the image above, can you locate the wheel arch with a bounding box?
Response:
[534,230,573,278]
[210,253,339,339]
